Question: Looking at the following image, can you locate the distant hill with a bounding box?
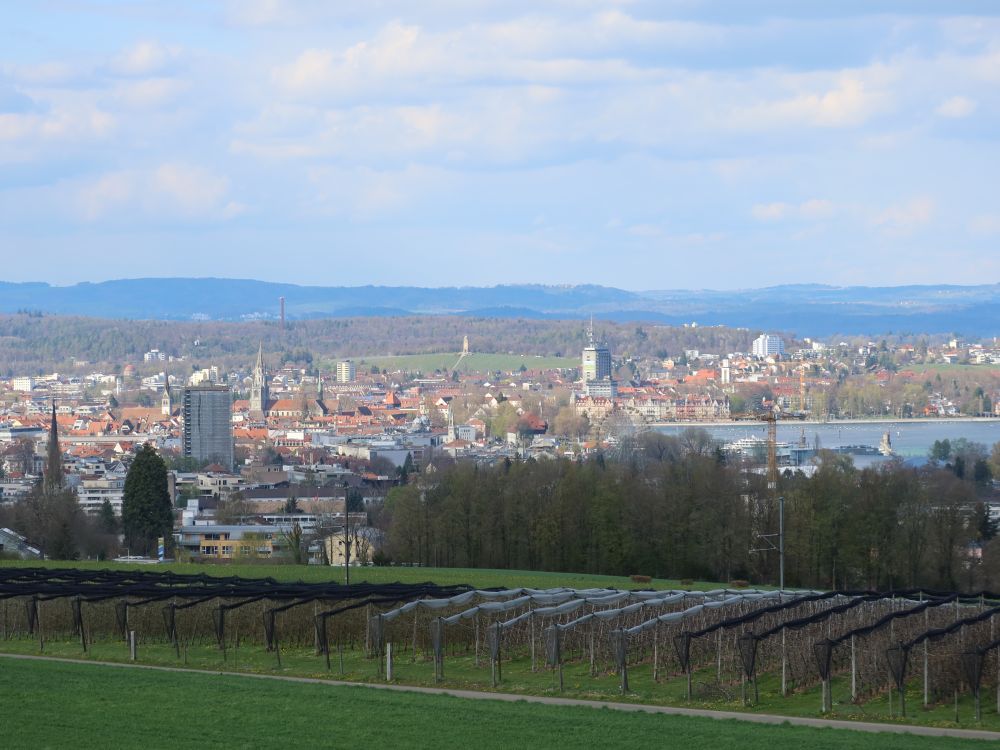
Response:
[2,278,999,337]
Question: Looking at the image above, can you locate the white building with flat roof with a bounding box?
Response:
[752,334,785,358]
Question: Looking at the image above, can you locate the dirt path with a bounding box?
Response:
[3,652,999,742]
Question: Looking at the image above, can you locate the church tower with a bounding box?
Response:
[250,342,269,418]
[161,375,173,416]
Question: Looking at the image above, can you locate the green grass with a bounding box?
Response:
[1,656,988,749]
[2,628,997,734]
[352,351,577,374]
[0,560,723,591]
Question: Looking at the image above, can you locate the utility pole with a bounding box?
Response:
[779,495,785,591]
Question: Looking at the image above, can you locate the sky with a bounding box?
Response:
[1,1,999,290]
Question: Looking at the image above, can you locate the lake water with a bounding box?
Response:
[654,420,1000,464]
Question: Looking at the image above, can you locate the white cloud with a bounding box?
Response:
[751,199,834,222]
[111,41,180,77]
[112,78,188,109]
[799,199,835,219]
[751,202,789,221]
[935,95,977,118]
[968,214,1000,236]
[305,163,452,220]
[734,76,886,129]
[872,196,935,236]
[75,163,238,221]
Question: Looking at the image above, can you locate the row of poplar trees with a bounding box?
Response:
[383,431,999,592]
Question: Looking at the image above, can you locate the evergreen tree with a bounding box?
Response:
[122,444,172,556]
[98,500,118,535]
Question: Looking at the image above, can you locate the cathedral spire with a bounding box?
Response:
[255,341,265,374]
[161,373,173,416]
[250,342,269,419]
[44,400,63,495]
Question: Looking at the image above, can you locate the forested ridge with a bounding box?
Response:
[0,313,754,374]
[382,433,1000,591]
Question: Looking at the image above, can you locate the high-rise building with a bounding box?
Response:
[336,360,356,383]
[183,386,233,469]
[581,321,612,383]
[752,334,785,358]
[250,342,269,418]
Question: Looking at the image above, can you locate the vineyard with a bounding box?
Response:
[3,567,1000,725]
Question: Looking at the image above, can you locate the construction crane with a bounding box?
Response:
[747,405,804,589]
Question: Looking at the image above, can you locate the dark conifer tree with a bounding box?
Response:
[122,444,172,556]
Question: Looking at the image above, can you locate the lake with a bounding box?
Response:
[654,419,1000,463]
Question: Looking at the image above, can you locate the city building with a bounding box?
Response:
[182,385,234,469]
[250,342,269,419]
[77,473,126,516]
[11,376,35,392]
[582,326,612,382]
[752,333,785,358]
[174,524,284,560]
[336,360,356,383]
[582,320,615,397]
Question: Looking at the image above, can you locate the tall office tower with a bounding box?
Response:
[183,385,233,469]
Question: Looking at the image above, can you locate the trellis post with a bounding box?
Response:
[850,635,856,701]
[716,629,722,681]
[781,627,788,697]
[412,609,419,663]
[652,622,659,683]
[530,611,536,673]
[924,608,930,707]
[589,622,595,677]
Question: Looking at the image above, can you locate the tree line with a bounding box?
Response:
[0,313,754,375]
[381,431,1000,591]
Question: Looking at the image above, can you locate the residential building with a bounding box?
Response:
[77,473,126,516]
[11,377,35,392]
[182,385,234,469]
[752,334,785,358]
[336,360,356,383]
[173,524,284,560]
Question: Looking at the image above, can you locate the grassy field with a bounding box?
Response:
[353,351,577,374]
[6,561,997,735]
[3,634,997,733]
[1,657,988,750]
[0,559,723,591]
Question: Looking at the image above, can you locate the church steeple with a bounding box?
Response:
[161,374,173,416]
[250,342,269,419]
[44,401,63,495]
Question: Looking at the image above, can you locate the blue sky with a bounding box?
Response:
[1,1,998,289]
